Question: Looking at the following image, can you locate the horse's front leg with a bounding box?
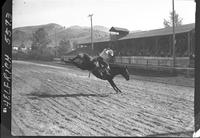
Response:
[108,80,122,93]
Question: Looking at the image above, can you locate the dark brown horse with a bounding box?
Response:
[68,53,129,93]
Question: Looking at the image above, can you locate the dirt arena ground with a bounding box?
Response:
[11,60,194,136]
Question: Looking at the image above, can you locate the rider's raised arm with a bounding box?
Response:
[109,49,114,57]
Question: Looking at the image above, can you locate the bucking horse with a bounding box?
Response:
[68,53,130,93]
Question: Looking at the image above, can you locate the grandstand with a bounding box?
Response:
[62,23,195,75]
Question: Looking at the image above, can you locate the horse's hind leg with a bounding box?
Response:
[108,80,122,93]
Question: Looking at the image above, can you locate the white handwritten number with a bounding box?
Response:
[4,35,10,45]
[5,13,12,19]
[5,28,11,37]
[5,19,11,26]
[4,13,12,45]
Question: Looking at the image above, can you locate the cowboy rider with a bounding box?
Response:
[96,47,114,71]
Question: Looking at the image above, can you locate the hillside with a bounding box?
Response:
[12,23,110,49]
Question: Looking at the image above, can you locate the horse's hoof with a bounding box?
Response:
[116,91,121,94]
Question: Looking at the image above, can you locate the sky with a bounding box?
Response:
[13,0,196,31]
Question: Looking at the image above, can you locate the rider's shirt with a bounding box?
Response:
[99,49,114,62]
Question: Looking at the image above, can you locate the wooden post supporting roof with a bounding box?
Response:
[155,37,159,56]
[168,35,172,57]
[187,31,191,57]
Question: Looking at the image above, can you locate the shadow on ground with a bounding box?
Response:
[25,92,110,99]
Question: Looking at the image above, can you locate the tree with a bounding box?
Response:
[57,39,71,56]
[31,28,51,54]
[18,42,25,51]
[30,28,53,60]
[72,41,78,50]
[163,10,183,28]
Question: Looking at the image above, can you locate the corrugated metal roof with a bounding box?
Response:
[119,23,195,40]
[109,27,129,33]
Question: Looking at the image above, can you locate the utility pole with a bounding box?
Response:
[172,0,176,68]
[88,14,94,55]
[54,27,57,57]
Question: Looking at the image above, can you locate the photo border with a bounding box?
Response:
[1,0,199,137]
[194,0,200,134]
[1,0,12,137]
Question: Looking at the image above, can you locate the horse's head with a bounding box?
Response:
[121,65,130,81]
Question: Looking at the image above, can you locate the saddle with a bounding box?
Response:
[93,56,111,76]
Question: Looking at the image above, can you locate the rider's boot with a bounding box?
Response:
[104,64,111,75]
[107,65,110,70]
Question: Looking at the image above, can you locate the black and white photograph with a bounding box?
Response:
[10,0,196,137]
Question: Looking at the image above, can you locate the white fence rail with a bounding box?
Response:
[113,56,190,67]
[62,55,190,68]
